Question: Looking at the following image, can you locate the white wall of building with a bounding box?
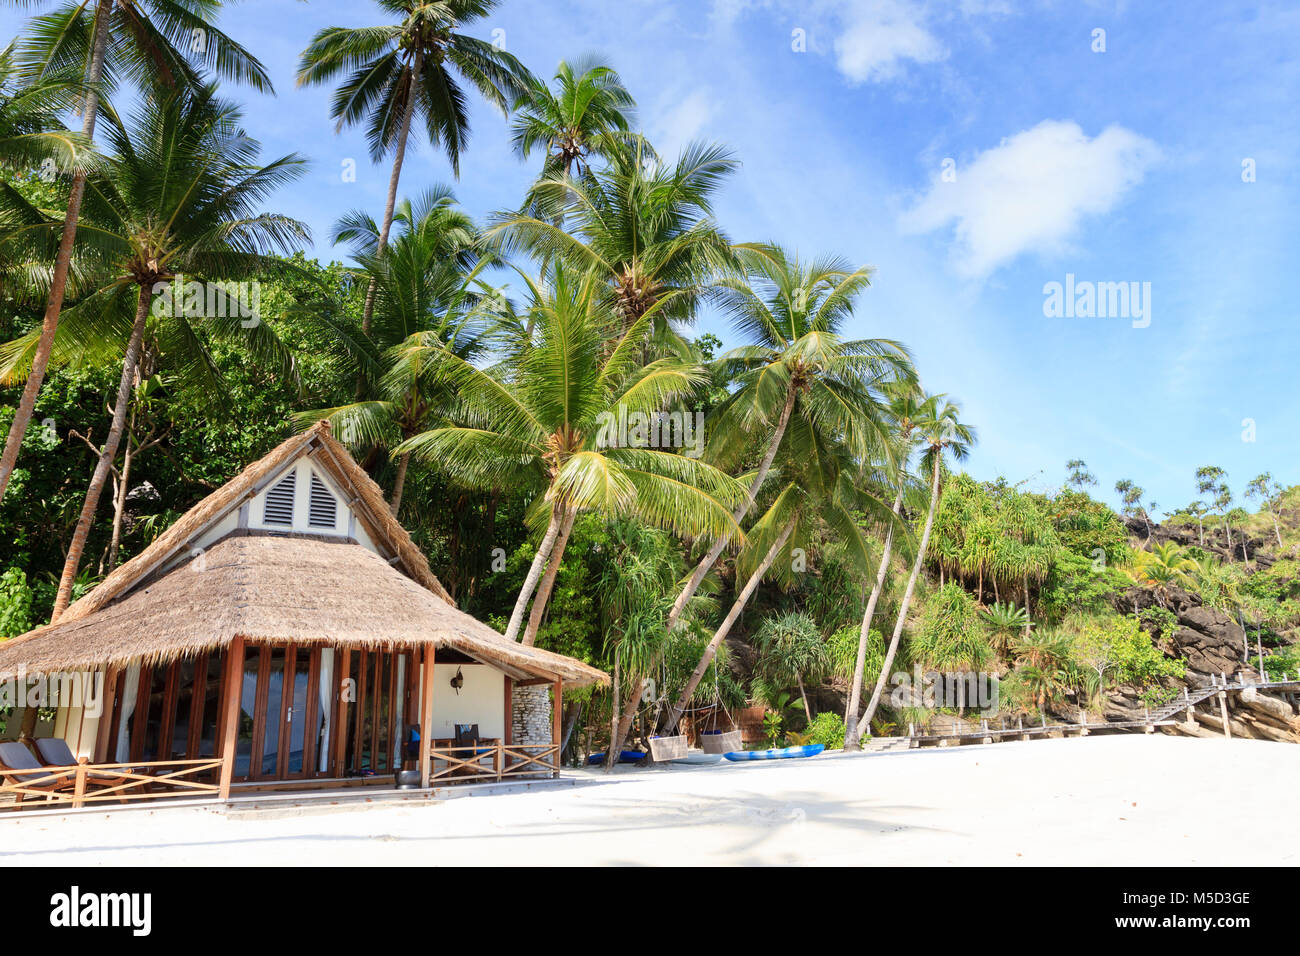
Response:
[428,663,505,740]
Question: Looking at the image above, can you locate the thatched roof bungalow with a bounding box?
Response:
[0,423,605,807]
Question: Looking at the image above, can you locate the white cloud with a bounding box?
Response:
[900,120,1161,277]
[651,88,718,155]
[831,0,946,83]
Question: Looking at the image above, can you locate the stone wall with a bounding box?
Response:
[511,684,553,745]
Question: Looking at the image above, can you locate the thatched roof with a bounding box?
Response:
[0,424,608,688]
[0,535,605,685]
[59,420,453,622]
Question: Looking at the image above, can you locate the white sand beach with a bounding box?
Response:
[2,736,1293,866]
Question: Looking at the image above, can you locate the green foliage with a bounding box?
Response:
[1138,606,1178,643]
[1038,551,1130,621]
[800,711,847,750]
[826,623,888,690]
[0,568,33,638]
[754,610,829,691]
[913,583,991,670]
[1110,616,1186,687]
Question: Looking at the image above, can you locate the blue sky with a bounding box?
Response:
[3,0,1297,516]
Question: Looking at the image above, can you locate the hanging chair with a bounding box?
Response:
[647,658,689,761]
[698,658,743,753]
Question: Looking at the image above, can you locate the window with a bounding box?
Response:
[263,472,295,525]
[308,472,338,529]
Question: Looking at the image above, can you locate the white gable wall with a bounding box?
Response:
[159,453,380,576]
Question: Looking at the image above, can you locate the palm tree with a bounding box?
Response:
[298,187,493,513]
[297,0,532,335]
[853,395,974,741]
[980,601,1030,655]
[754,611,829,721]
[1,86,308,620]
[1127,541,1197,607]
[1065,458,1096,489]
[656,436,875,739]
[614,244,913,755]
[394,264,746,645]
[844,380,925,749]
[1010,630,1075,709]
[0,40,95,175]
[0,0,273,502]
[510,55,635,180]
[488,138,738,341]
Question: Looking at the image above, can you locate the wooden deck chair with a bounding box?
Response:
[34,738,134,793]
[0,741,79,806]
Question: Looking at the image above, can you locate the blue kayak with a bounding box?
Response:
[587,750,647,765]
[724,744,824,761]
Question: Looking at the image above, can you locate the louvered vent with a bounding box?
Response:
[263,472,295,525]
[308,472,338,529]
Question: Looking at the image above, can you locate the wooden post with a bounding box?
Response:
[552,677,563,777]
[217,636,245,801]
[503,675,513,772]
[94,665,119,763]
[418,644,436,789]
[72,761,87,809]
[1217,690,1232,739]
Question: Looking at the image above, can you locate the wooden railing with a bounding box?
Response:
[0,758,224,811]
[428,743,559,784]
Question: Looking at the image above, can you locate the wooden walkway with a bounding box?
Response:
[905,673,1300,747]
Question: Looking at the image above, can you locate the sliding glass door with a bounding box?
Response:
[105,643,417,783]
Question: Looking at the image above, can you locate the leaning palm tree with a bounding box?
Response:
[510,55,635,180]
[489,137,738,341]
[0,43,100,304]
[852,395,975,741]
[0,86,309,620]
[0,41,95,175]
[613,244,913,754]
[0,0,274,502]
[297,0,532,334]
[653,434,875,741]
[394,264,746,645]
[296,188,494,513]
[843,380,926,749]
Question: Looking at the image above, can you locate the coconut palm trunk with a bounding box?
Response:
[390,451,410,514]
[652,519,795,742]
[51,284,151,620]
[608,385,797,756]
[503,504,565,642]
[0,0,114,502]
[105,398,138,571]
[843,489,902,749]
[361,50,423,336]
[854,454,943,740]
[522,506,577,645]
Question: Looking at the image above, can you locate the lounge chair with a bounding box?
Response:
[34,737,130,784]
[0,741,79,806]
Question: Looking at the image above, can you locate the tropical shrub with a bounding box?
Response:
[801,712,847,749]
[1110,616,1185,686]
[913,583,990,670]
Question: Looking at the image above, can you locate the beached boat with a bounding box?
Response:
[723,744,824,761]
[586,751,647,765]
[680,750,723,765]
